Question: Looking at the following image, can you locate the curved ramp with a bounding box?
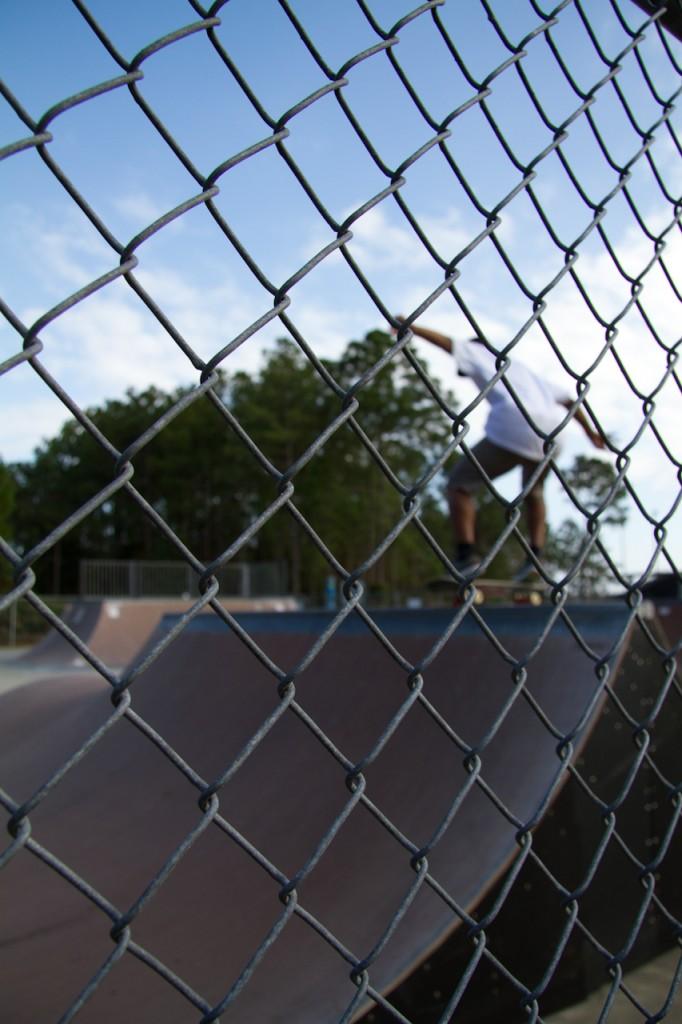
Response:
[12,595,300,671]
[15,598,104,667]
[1,605,634,1023]
[656,601,682,651]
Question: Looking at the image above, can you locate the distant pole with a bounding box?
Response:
[324,576,337,611]
[242,564,251,598]
[9,602,17,647]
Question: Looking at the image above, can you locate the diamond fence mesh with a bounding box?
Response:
[0,1,681,1022]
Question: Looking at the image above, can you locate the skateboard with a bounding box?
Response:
[426,576,547,606]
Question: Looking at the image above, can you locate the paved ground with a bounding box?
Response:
[0,646,93,696]
[0,646,50,695]
[546,948,681,1022]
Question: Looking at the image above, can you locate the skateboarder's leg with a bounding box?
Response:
[448,441,522,571]
[448,486,476,546]
[515,460,551,581]
[525,489,546,551]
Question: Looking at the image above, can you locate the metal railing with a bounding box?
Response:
[78,558,288,599]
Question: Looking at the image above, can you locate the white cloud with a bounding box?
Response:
[2,249,280,461]
[112,192,167,225]
[32,292,193,395]
[2,202,114,299]
[285,300,370,359]
[0,378,71,463]
[309,201,471,278]
[346,204,431,271]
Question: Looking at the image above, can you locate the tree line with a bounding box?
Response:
[1,331,625,600]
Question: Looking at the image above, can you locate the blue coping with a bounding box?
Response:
[164,603,632,640]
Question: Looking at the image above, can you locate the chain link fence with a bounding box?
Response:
[1,1,680,1022]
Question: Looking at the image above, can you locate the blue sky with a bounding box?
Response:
[1,0,680,582]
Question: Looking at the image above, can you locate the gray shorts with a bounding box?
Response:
[448,439,549,499]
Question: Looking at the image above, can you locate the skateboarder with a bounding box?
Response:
[395,318,606,580]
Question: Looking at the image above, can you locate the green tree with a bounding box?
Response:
[545,455,629,595]
[230,331,455,600]
[323,330,455,600]
[0,460,16,588]
[7,331,457,600]
[227,338,336,593]
[10,387,184,591]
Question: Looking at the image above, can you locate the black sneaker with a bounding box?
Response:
[513,559,539,583]
[453,553,481,577]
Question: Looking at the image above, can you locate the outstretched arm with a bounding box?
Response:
[394,316,453,354]
[562,401,606,449]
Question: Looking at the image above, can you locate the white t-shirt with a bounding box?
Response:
[454,338,572,462]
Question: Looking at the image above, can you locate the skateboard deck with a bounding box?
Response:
[426,576,547,606]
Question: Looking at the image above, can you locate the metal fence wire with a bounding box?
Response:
[1,1,681,1022]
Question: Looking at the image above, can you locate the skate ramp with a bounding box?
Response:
[656,600,682,652]
[1,604,636,1023]
[16,598,104,668]
[11,595,299,671]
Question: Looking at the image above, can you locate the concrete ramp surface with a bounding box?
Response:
[1,605,635,1022]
